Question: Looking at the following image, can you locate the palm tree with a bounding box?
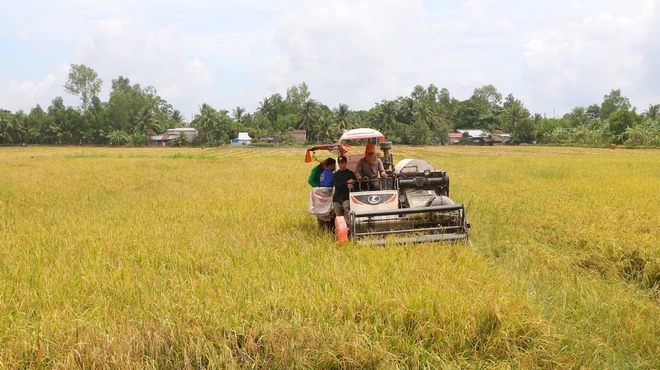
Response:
[414,99,434,122]
[412,100,451,143]
[299,100,320,141]
[11,112,28,144]
[192,103,219,144]
[333,103,352,133]
[501,98,531,134]
[399,97,415,125]
[0,110,15,144]
[170,110,185,126]
[316,115,339,143]
[232,106,247,123]
[257,98,276,126]
[133,107,161,145]
[643,104,660,120]
[375,101,397,134]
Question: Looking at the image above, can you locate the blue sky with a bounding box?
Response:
[1,0,658,121]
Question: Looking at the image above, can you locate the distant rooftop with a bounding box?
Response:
[166,128,196,132]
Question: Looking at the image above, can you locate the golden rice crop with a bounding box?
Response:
[0,145,658,369]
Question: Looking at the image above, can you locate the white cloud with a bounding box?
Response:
[269,0,428,108]
[522,1,656,114]
[495,18,517,34]
[462,0,496,21]
[640,4,660,106]
[0,62,71,111]
[1,0,659,120]
[5,74,58,107]
[65,15,215,115]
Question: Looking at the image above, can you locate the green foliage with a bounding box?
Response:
[372,100,399,139]
[643,104,660,120]
[609,109,641,144]
[64,64,103,112]
[624,119,660,147]
[3,65,660,149]
[563,107,590,128]
[285,82,311,110]
[298,100,321,140]
[129,133,147,146]
[333,103,354,133]
[315,116,339,143]
[452,85,503,131]
[170,132,190,147]
[132,107,162,145]
[600,89,631,120]
[501,94,534,143]
[106,130,129,146]
[272,113,296,133]
[407,119,433,145]
[0,109,15,144]
[191,103,238,145]
[459,132,470,145]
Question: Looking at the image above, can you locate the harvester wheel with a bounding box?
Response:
[335,216,349,246]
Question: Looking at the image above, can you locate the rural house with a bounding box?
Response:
[231,132,252,146]
[288,129,307,144]
[448,132,463,145]
[149,128,198,146]
[457,129,488,146]
[455,129,510,146]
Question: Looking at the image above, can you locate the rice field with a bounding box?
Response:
[0,145,658,369]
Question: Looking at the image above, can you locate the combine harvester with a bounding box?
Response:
[306,128,469,246]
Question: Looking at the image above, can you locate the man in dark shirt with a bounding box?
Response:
[332,155,357,217]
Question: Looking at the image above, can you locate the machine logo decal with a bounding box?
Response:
[351,193,396,205]
[367,195,381,204]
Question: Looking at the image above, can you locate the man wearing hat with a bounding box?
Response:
[332,155,357,217]
[355,143,387,190]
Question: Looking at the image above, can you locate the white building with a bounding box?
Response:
[456,129,488,138]
[231,132,252,146]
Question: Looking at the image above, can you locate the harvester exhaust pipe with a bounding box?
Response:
[380,141,393,171]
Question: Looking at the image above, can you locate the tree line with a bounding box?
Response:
[1,64,658,147]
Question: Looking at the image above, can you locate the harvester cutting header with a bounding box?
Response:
[306,128,470,246]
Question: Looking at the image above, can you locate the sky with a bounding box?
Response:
[1,0,658,121]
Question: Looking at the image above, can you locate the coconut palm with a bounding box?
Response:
[398,97,415,125]
[133,107,161,145]
[257,98,277,126]
[375,101,398,134]
[316,115,339,143]
[11,112,28,144]
[333,103,352,133]
[170,110,185,126]
[643,104,660,121]
[0,110,15,144]
[232,106,247,123]
[192,103,220,144]
[298,100,320,141]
